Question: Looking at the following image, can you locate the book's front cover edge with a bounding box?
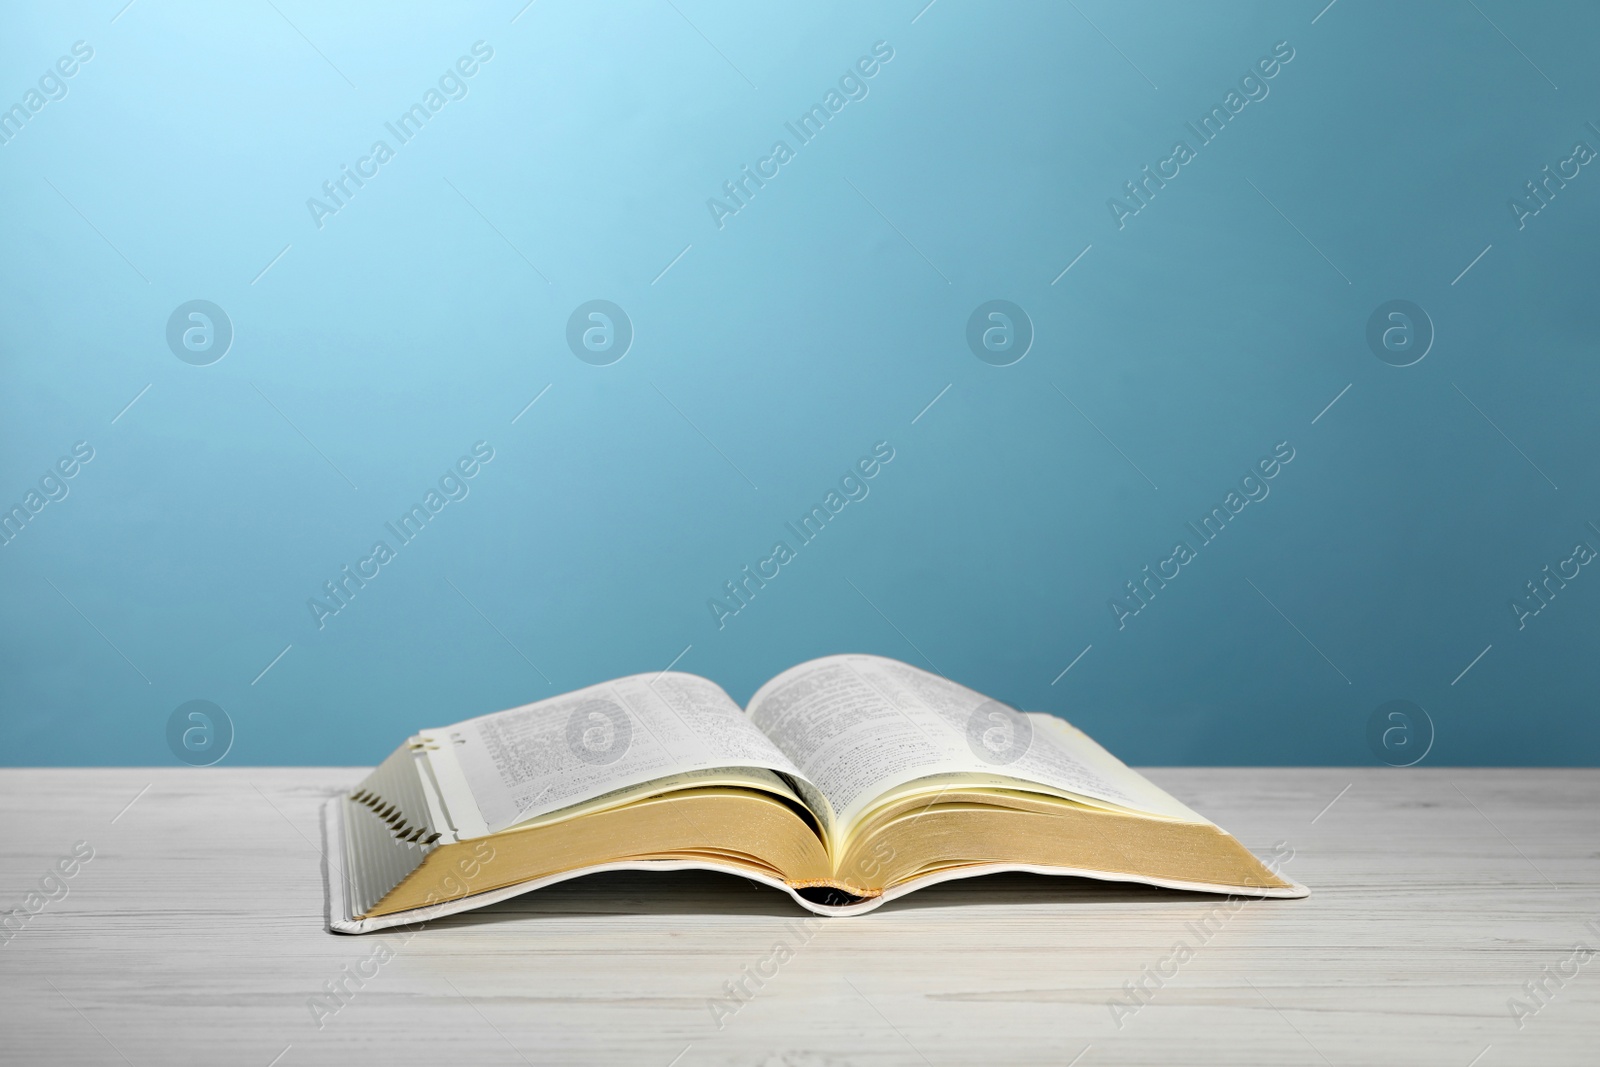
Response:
[322,796,352,931]
[832,862,1310,915]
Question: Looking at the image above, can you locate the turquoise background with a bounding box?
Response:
[2,0,1597,766]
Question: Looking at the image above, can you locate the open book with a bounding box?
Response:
[325,654,1306,932]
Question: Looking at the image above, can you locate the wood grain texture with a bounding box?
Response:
[0,768,1595,1066]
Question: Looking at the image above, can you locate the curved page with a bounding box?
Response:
[434,672,811,834]
[747,654,1205,829]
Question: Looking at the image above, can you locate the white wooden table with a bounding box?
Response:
[1,768,1595,1066]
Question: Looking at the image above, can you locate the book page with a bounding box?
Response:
[746,654,1189,828]
[434,673,811,834]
